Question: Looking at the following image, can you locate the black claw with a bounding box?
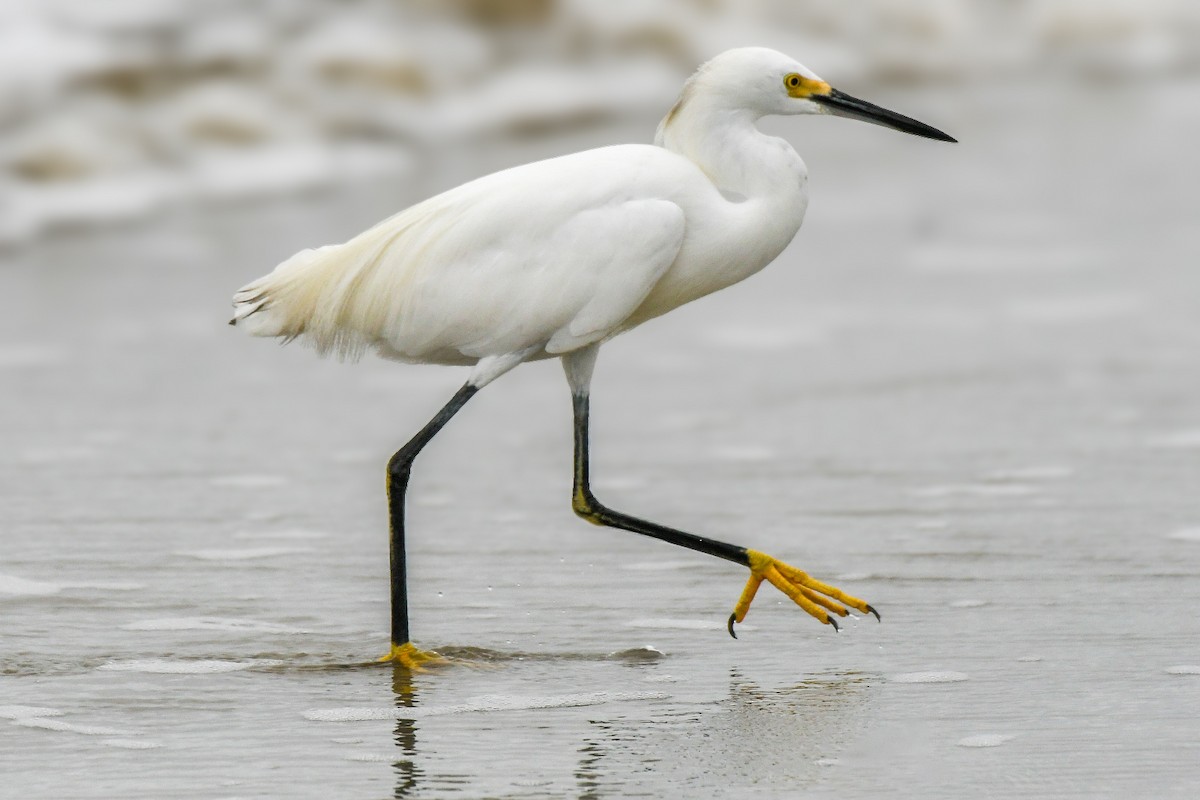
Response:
[828,616,839,633]
[727,613,738,639]
[866,604,881,622]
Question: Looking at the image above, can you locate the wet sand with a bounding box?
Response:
[2,78,1200,798]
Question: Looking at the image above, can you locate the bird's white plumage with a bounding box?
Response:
[230,47,953,652]
[233,48,824,372]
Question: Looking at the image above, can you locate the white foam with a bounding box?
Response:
[1147,430,1200,449]
[1166,528,1200,543]
[187,145,336,201]
[305,690,669,722]
[8,172,175,241]
[890,671,969,684]
[179,546,312,561]
[14,718,136,736]
[2,1,1198,253]
[344,752,394,762]
[607,645,664,661]
[0,573,141,596]
[104,739,162,749]
[120,617,307,634]
[0,706,63,720]
[0,573,61,597]
[209,474,288,488]
[958,734,1016,748]
[836,572,875,582]
[1016,655,1043,663]
[949,599,988,609]
[98,659,282,674]
[1165,665,1200,675]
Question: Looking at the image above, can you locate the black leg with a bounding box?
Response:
[569,392,751,568]
[569,390,877,637]
[387,383,478,647]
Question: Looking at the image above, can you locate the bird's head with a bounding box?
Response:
[674,47,956,143]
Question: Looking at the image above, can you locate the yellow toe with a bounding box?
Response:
[378,642,446,671]
[730,549,876,630]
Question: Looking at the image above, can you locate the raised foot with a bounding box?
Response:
[378,642,447,671]
[727,549,880,639]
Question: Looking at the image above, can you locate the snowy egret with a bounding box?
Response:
[231,47,954,667]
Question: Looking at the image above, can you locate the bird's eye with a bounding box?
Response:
[785,74,802,90]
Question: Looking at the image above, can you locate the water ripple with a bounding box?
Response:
[305,690,670,722]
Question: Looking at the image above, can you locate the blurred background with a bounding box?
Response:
[2,0,1199,245]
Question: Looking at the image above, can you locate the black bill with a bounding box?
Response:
[812,89,956,143]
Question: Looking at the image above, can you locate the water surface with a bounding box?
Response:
[3,79,1200,798]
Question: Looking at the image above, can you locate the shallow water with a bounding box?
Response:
[3,79,1200,798]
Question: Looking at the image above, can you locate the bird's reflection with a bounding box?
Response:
[382,659,875,796]
[574,722,613,800]
[569,666,875,795]
[389,666,422,799]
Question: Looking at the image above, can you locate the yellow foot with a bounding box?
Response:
[728,549,879,638]
[377,642,446,671]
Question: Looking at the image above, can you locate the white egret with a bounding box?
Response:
[231,47,955,668]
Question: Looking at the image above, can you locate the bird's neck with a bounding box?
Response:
[657,104,806,204]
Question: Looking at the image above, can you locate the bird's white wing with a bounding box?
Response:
[235,146,693,363]
[392,193,686,361]
[545,200,685,352]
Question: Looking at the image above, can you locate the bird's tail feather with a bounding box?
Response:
[230,241,388,360]
[230,200,444,360]
[230,246,331,340]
